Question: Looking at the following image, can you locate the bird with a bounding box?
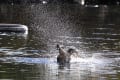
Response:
[56,44,77,65]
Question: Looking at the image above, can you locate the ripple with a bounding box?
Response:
[0,57,56,64]
[57,36,82,39]
[89,27,113,30]
[92,33,120,36]
[85,37,118,41]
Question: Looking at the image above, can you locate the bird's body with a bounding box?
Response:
[57,51,71,64]
[56,44,76,64]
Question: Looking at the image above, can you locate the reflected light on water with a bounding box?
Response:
[81,0,85,5]
[0,3,120,80]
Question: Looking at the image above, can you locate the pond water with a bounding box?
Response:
[0,3,120,80]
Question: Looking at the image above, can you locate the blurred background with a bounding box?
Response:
[0,0,120,80]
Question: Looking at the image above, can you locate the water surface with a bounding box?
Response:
[0,3,120,80]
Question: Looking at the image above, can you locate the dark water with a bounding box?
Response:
[0,3,120,80]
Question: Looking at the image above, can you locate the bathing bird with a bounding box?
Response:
[56,44,77,64]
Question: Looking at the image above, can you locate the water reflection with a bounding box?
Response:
[0,3,120,80]
[0,34,27,48]
[0,55,119,80]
